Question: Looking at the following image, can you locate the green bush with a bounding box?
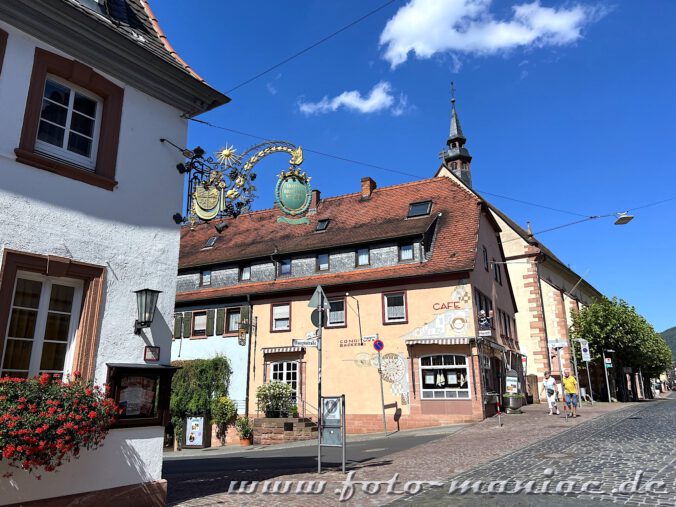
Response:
[211,396,237,445]
[256,381,293,417]
[235,416,253,439]
[170,356,232,448]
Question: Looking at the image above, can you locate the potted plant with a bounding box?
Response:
[210,396,237,446]
[235,416,253,446]
[290,404,299,418]
[256,381,293,418]
[503,393,526,413]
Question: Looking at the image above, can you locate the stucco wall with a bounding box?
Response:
[248,279,476,420]
[0,22,186,503]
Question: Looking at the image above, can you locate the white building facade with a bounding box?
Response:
[0,1,227,504]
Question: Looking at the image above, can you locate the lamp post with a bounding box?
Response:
[602,349,615,402]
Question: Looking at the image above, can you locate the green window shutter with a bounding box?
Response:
[173,314,182,339]
[182,311,192,338]
[216,308,225,336]
[206,309,215,336]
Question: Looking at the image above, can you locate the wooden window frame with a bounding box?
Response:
[355,247,370,267]
[225,307,241,334]
[316,253,330,272]
[191,310,208,338]
[0,250,105,380]
[0,28,7,77]
[326,297,347,328]
[398,243,415,262]
[382,291,408,325]
[200,269,211,287]
[15,48,123,191]
[270,302,291,333]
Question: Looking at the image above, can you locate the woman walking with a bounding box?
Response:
[540,371,560,415]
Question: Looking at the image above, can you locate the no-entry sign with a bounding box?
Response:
[373,339,384,352]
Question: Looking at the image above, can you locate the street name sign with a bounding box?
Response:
[362,334,378,343]
[293,338,319,348]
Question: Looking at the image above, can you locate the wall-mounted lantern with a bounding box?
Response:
[134,289,162,335]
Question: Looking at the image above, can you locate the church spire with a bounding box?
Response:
[442,83,472,187]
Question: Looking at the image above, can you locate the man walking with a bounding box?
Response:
[562,369,579,418]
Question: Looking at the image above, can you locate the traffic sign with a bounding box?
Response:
[579,338,591,362]
[548,340,568,349]
[311,308,327,328]
[308,285,328,308]
[373,339,384,352]
[293,338,319,348]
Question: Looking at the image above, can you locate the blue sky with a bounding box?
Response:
[153,1,675,333]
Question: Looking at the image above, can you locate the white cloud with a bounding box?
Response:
[380,0,607,68]
[298,81,409,116]
[266,82,278,95]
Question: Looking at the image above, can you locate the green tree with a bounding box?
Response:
[170,356,232,448]
[570,297,672,377]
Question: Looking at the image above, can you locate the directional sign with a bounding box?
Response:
[293,338,319,348]
[548,340,568,349]
[362,334,378,343]
[308,285,328,308]
[373,339,384,352]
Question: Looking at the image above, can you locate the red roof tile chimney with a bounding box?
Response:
[310,189,321,211]
[361,177,376,199]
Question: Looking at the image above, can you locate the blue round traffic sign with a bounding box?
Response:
[373,339,384,352]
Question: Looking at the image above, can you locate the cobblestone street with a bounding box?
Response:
[163,397,657,506]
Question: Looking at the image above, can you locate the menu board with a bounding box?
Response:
[185,416,205,446]
[118,375,158,418]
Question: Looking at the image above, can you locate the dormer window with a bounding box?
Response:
[240,266,251,281]
[316,219,330,232]
[279,259,292,276]
[407,201,432,218]
[204,236,217,249]
[399,244,414,261]
[201,270,211,286]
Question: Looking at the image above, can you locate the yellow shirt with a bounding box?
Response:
[562,376,577,394]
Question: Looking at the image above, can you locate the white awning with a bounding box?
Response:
[405,337,469,346]
[262,346,304,354]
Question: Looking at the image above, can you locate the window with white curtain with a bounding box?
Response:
[356,247,369,266]
[272,303,290,331]
[384,292,406,323]
[399,244,414,261]
[327,298,346,327]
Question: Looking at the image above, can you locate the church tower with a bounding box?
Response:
[440,86,473,187]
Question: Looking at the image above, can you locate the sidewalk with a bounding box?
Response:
[164,422,468,460]
[167,400,631,506]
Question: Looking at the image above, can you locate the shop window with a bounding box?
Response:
[16,48,123,191]
[327,298,346,327]
[279,259,291,276]
[192,311,207,337]
[356,247,370,266]
[317,253,329,272]
[271,303,291,332]
[200,270,211,286]
[419,354,470,399]
[226,308,241,333]
[270,361,298,401]
[399,244,414,261]
[1,273,83,378]
[383,292,407,324]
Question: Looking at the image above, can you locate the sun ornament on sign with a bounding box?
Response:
[162,138,307,231]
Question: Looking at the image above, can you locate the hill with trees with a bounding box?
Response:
[661,326,676,358]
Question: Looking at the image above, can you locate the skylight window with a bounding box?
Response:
[204,236,217,249]
[407,201,432,218]
[316,219,330,232]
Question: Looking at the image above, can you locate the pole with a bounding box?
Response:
[638,368,645,399]
[317,293,323,473]
[571,340,580,407]
[602,350,612,403]
[585,361,594,404]
[377,349,387,436]
[341,395,346,474]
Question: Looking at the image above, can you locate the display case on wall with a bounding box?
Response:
[106,363,178,428]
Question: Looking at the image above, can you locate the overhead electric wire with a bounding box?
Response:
[188,118,676,223]
[225,0,399,94]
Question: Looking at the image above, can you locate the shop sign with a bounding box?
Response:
[432,301,463,311]
[339,338,361,348]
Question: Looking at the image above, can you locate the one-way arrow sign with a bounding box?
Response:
[308,285,328,308]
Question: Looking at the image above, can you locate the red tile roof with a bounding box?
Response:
[178,177,483,302]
